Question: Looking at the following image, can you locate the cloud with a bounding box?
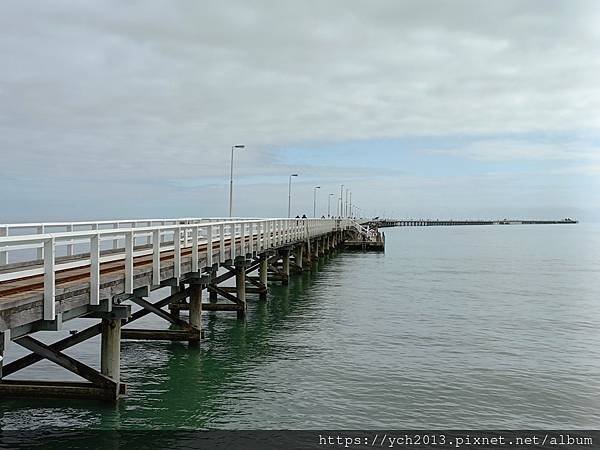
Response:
[427,138,600,162]
[0,0,599,219]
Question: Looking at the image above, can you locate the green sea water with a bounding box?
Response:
[2,224,600,430]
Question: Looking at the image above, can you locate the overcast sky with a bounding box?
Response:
[1,0,599,221]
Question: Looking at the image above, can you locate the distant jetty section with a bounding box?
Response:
[369,218,578,228]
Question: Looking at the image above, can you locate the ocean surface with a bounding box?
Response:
[2,224,600,429]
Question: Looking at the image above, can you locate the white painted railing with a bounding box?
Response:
[349,219,378,240]
[0,217,243,264]
[0,218,349,321]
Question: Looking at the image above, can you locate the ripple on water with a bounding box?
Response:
[2,225,600,429]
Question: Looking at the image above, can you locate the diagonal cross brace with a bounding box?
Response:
[206,285,243,305]
[130,296,191,329]
[3,324,101,377]
[246,276,266,291]
[15,336,116,389]
[268,264,284,276]
[3,288,191,377]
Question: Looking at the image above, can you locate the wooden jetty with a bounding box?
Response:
[369,218,578,228]
[0,217,378,401]
[343,220,385,251]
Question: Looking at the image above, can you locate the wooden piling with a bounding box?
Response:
[294,245,303,271]
[281,249,290,285]
[0,331,5,380]
[235,258,247,319]
[259,254,268,300]
[168,284,181,319]
[209,267,218,303]
[189,283,202,342]
[100,318,121,385]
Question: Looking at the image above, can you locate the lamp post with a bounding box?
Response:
[349,192,352,218]
[328,193,334,217]
[229,144,245,217]
[288,174,298,217]
[339,184,344,217]
[345,188,349,218]
[313,186,321,218]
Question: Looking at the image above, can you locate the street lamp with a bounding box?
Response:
[345,188,349,218]
[349,191,352,218]
[288,174,298,217]
[313,186,321,218]
[328,193,334,217]
[339,184,344,217]
[229,144,245,217]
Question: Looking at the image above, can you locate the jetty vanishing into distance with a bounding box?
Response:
[0,216,575,401]
[0,217,382,401]
[370,218,579,227]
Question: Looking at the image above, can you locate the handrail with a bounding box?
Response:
[0,218,351,321]
[349,219,377,240]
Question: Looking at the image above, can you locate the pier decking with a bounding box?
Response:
[0,217,377,401]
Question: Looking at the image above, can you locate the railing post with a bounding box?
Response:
[36,225,44,260]
[278,220,283,246]
[231,223,236,260]
[219,223,225,263]
[112,223,119,250]
[0,226,7,266]
[248,222,252,254]
[43,237,55,321]
[192,226,199,272]
[206,225,213,268]
[90,233,100,306]
[152,229,160,286]
[146,221,152,245]
[66,224,74,257]
[174,227,181,281]
[240,222,246,256]
[265,220,273,250]
[125,231,134,294]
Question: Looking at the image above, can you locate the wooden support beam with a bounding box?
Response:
[202,303,244,312]
[100,318,121,385]
[258,254,268,300]
[208,266,218,303]
[188,283,202,343]
[121,329,203,341]
[236,258,247,319]
[218,286,265,294]
[294,245,304,271]
[4,289,191,377]
[281,249,290,285]
[0,380,125,401]
[15,336,116,389]
[207,285,243,305]
[168,284,183,319]
[2,324,101,377]
[130,296,191,329]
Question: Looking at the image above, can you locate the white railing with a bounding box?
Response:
[0,218,349,321]
[349,219,378,240]
[0,217,244,264]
